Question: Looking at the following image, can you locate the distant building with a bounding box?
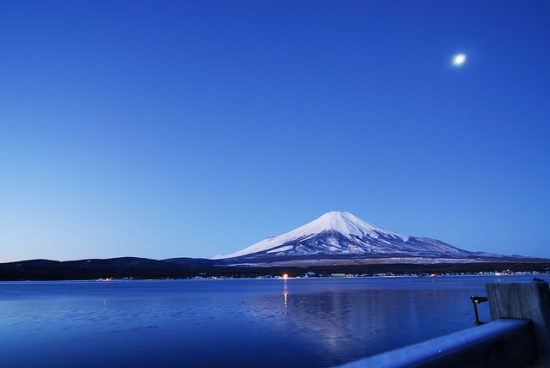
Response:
[331,273,347,277]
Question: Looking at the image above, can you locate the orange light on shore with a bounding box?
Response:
[282,274,289,279]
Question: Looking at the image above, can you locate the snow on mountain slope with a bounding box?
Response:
[212,211,472,260]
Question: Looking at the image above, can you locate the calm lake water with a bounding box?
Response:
[1,275,547,367]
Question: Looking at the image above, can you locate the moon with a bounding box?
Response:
[453,53,466,66]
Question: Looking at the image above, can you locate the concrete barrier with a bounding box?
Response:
[486,280,550,368]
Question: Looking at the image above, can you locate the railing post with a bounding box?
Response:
[470,295,489,325]
[486,280,550,368]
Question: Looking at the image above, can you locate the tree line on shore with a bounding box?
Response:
[1,257,549,281]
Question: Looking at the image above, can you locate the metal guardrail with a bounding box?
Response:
[336,319,535,368]
[336,281,550,368]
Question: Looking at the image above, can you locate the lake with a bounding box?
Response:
[1,275,547,367]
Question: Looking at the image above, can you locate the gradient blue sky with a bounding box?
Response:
[1,0,549,262]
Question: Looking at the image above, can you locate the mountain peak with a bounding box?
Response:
[307,211,408,241]
[319,211,372,229]
[212,211,409,259]
[306,211,378,238]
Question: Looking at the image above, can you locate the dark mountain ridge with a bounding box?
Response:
[0,256,548,281]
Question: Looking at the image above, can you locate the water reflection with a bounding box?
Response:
[283,277,288,314]
[244,277,493,366]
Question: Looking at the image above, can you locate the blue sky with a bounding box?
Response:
[1,0,549,262]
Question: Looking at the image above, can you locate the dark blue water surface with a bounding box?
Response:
[1,275,547,367]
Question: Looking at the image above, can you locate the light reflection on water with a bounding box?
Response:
[0,275,547,367]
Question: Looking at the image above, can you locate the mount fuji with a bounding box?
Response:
[212,211,510,266]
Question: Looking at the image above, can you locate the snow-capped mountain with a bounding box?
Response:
[212,211,502,264]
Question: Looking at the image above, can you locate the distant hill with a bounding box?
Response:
[0,257,197,281]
